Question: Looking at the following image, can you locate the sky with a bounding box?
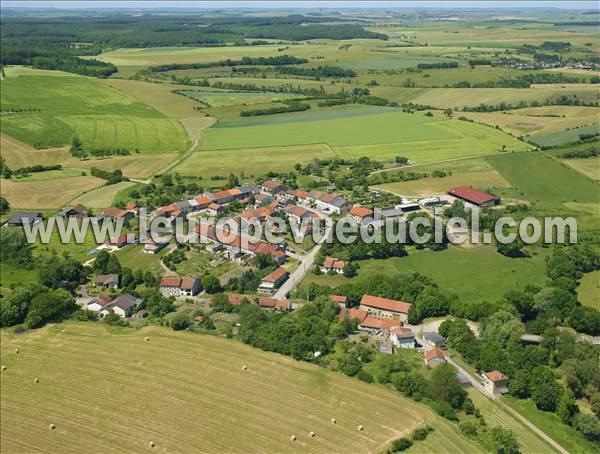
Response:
[1,1,598,9]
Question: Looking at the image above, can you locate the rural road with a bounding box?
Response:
[273,208,332,300]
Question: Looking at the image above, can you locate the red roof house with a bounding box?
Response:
[448,186,499,206]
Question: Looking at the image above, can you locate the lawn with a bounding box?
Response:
[486,151,600,209]
[503,397,600,454]
[71,181,138,209]
[1,176,105,209]
[114,243,166,273]
[1,67,190,152]
[303,245,549,304]
[200,110,528,163]
[0,322,481,453]
[174,143,335,177]
[577,270,600,310]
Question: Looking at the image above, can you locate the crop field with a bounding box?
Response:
[459,107,600,138]
[486,152,600,208]
[1,68,189,152]
[200,110,528,157]
[578,270,600,310]
[174,143,335,177]
[304,245,549,304]
[563,156,600,181]
[524,123,600,147]
[371,86,600,109]
[0,322,481,453]
[1,176,105,209]
[178,90,302,107]
[70,181,138,209]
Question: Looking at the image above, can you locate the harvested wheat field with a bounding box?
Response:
[0,323,480,453]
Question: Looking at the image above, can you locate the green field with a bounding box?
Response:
[486,152,600,209]
[303,245,549,304]
[0,322,482,453]
[578,270,600,310]
[504,397,600,454]
[70,181,137,209]
[178,90,302,107]
[525,123,600,147]
[1,67,190,152]
[114,243,167,273]
[200,110,528,159]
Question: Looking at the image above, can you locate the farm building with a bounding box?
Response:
[330,294,348,306]
[390,326,416,349]
[57,203,87,218]
[448,186,500,206]
[159,276,201,297]
[143,240,168,254]
[253,193,274,206]
[101,294,141,318]
[101,207,134,222]
[338,308,368,324]
[350,206,374,224]
[261,180,288,195]
[482,371,509,395]
[418,196,441,207]
[258,297,293,312]
[228,294,256,305]
[94,274,119,289]
[206,203,224,216]
[359,294,411,322]
[359,315,400,334]
[105,232,136,249]
[423,332,446,348]
[321,257,346,274]
[258,267,289,294]
[5,211,42,227]
[424,347,446,368]
[194,195,212,209]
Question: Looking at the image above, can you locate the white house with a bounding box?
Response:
[389,326,416,348]
[482,371,509,395]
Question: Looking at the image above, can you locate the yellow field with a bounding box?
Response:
[563,156,600,181]
[374,169,509,197]
[1,176,105,209]
[459,106,600,137]
[0,322,481,453]
[0,133,71,168]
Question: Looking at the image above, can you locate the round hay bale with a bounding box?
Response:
[49,424,56,430]
[357,425,364,432]
[309,431,316,438]
[144,337,150,342]
[331,417,336,424]
[148,441,155,448]
[14,348,19,354]
[34,378,39,384]
[1,365,6,371]
[290,435,296,442]
[242,365,248,371]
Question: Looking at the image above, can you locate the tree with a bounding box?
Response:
[0,229,33,267]
[481,310,524,346]
[508,370,531,398]
[170,312,191,330]
[497,239,524,258]
[24,289,77,329]
[487,426,520,454]
[428,363,467,408]
[93,250,121,275]
[203,275,222,294]
[532,380,563,412]
[0,196,9,214]
[343,262,358,278]
[388,437,412,452]
[573,413,600,442]
[590,392,600,418]
[0,284,46,327]
[443,108,454,118]
[557,389,579,425]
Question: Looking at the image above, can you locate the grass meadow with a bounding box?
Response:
[1,67,189,152]
[578,270,600,310]
[0,322,481,453]
[303,245,549,304]
[71,181,138,209]
[525,123,600,147]
[563,156,600,181]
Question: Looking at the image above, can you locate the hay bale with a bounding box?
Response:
[148,441,155,448]
[49,424,56,430]
[309,431,316,438]
[34,378,39,384]
[14,348,19,354]
[1,365,6,371]
[144,337,150,342]
[357,425,364,432]
[290,435,296,442]
[331,417,336,424]
[242,365,248,371]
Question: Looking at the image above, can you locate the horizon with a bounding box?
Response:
[1,0,598,10]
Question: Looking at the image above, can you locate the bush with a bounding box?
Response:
[573,413,600,442]
[411,425,433,441]
[426,399,458,421]
[459,421,478,436]
[357,370,374,383]
[388,437,412,453]
[170,312,191,330]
